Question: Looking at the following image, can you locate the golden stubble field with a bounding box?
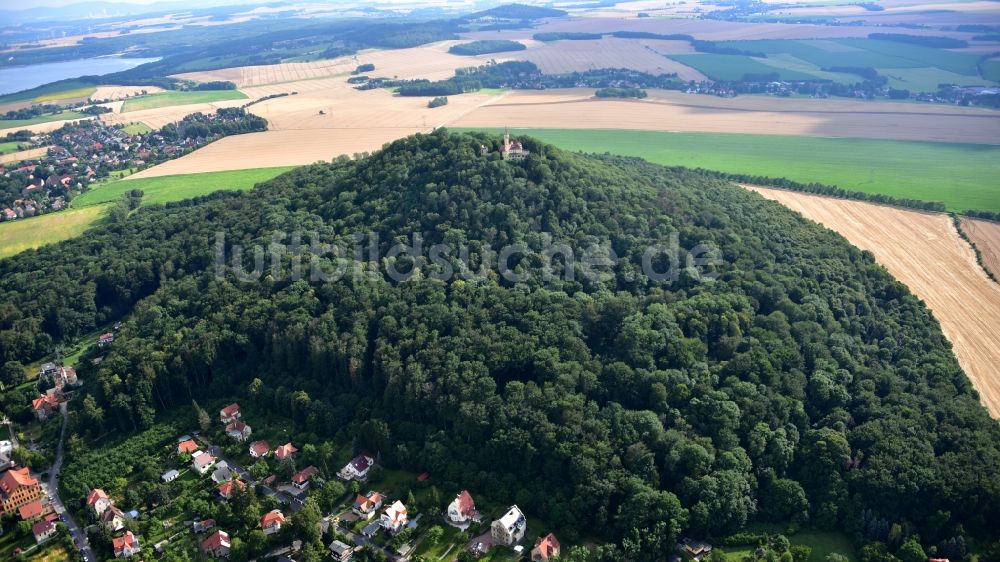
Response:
[746,186,1000,418]
[963,218,1000,280]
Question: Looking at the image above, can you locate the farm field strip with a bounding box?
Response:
[0,146,49,164]
[745,186,1000,418]
[453,127,999,212]
[963,218,1000,280]
[90,85,165,101]
[0,204,108,259]
[121,90,248,112]
[449,91,1000,145]
[79,166,295,206]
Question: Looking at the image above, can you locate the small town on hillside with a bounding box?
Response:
[0,108,266,222]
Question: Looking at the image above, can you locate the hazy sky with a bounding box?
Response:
[3,0,267,10]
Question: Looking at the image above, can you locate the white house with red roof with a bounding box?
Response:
[32,519,57,543]
[86,488,111,516]
[337,454,374,481]
[380,500,408,534]
[291,466,319,490]
[225,420,252,442]
[113,531,141,558]
[97,332,115,347]
[177,439,199,455]
[274,442,298,460]
[192,451,216,475]
[31,394,60,421]
[532,533,561,562]
[249,440,270,458]
[352,491,384,520]
[219,403,241,424]
[447,490,478,525]
[201,530,231,558]
[260,509,285,535]
[217,479,246,500]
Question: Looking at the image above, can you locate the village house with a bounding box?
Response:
[291,465,319,490]
[217,479,246,500]
[193,518,216,533]
[161,469,179,483]
[113,531,141,558]
[353,491,384,520]
[201,530,231,558]
[678,538,713,560]
[97,332,115,347]
[260,509,285,535]
[499,129,529,161]
[1,208,16,221]
[225,420,252,442]
[491,505,527,546]
[32,519,57,543]
[18,499,46,521]
[31,394,60,421]
[193,451,216,475]
[177,439,199,455]
[219,403,241,424]
[211,461,234,484]
[380,500,408,534]
[274,442,298,460]
[338,453,374,481]
[330,539,354,562]
[249,440,270,458]
[532,533,561,562]
[86,488,112,516]
[102,505,127,532]
[447,490,478,524]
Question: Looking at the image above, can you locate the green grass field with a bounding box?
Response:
[0,111,88,129]
[0,141,27,155]
[721,530,857,562]
[0,205,109,259]
[121,90,248,112]
[73,166,295,207]
[981,58,1000,82]
[121,122,153,135]
[458,128,1000,212]
[0,79,96,105]
[669,54,822,81]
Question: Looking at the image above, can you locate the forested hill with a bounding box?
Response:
[1,131,999,555]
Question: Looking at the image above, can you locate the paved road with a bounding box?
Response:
[45,402,95,561]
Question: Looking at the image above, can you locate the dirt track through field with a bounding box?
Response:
[745,186,1000,418]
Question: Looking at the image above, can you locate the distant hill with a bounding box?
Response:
[464,3,568,21]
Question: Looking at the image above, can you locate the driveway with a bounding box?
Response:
[46,402,95,561]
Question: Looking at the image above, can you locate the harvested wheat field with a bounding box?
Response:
[90,85,164,102]
[451,89,1000,144]
[175,41,485,88]
[513,38,706,79]
[100,99,247,129]
[746,186,1000,418]
[0,117,94,138]
[0,146,48,165]
[963,218,1000,279]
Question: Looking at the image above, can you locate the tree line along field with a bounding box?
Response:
[457,128,1000,213]
[120,90,248,112]
[0,110,88,129]
[669,38,996,88]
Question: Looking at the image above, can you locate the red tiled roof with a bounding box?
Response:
[201,530,230,552]
[194,452,215,468]
[274,443,297,459]
[32,520,55,537]
[454,490,475,517]
[217,479,246,497]
[32,394,59,411]
[534,533,560,559]
[1,467,39,494]
[249,441,270,456]
[220,403,240,417]
[178,439,199,454]
[226,420,248,433]
[112,531,138,553]
[18,500,45,520]
[260,510,285,528]
[85,488,108,506]
[291,465,318,484]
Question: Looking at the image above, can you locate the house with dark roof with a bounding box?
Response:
[337,454,374,481]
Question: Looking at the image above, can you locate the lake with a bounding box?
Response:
[0,56,160,96]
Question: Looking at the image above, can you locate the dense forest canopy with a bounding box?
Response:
[0,131,998,557]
